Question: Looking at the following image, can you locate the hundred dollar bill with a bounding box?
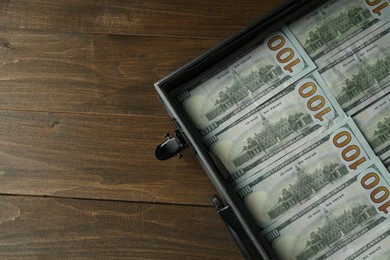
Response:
[176,26,316,137]
[288,0,390,63]
[234,117,376,229]
[344,227,390,260]
[318,22,390,116]
[383,157,390,171]
[353,94,390,160]
[205,72,345,182]
[261,161,390,260]
[329,220,390,260]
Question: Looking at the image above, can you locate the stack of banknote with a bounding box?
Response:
[175,0,390,259]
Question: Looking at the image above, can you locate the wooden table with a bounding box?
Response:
[0,1,283,258]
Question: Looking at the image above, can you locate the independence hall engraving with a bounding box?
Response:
[371,116,390,149]
[338,56,390,106]
[304,7,371,55]
[295,205,377,260]
[204,66,283,121]
[267,164,348,220]
[232,113,312,167]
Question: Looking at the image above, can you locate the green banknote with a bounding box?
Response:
[176,26,316,137]
[288,0,390,63]
[329,220,390,260]
[353,94,390,160]
[319,21,390,116]
[384,157,390,171]
[204,72,345,182]
[261,160,390,260]
[234,118,376,229]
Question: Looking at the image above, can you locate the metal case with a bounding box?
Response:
[155,1,329,259]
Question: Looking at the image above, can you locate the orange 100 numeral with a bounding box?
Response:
[333,131,367,170]
[366,0,389,16]
[267,35,301,73]
[361,172,390,215]
[298,81,331,122]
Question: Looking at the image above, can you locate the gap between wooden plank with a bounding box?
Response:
[0,195,242,259]
[0,192,217,208]
[0,110,219,206]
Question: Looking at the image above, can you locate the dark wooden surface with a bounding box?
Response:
[0,1,283,258]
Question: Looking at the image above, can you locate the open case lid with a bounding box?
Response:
[153,0,359,259]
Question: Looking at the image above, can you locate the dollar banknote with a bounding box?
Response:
[176,26,316,137]
[353,94,390,160]
[384,157,390,171]
[234,118,376,229]
[318,21,390,116]
[261,161,390,260]
[329,220,390,260]
[204,72,345,182]
[288,0,390,63]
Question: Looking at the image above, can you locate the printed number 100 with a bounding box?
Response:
[333,130,367,171]
[365,0,389,16]
[361,172,390,216]
[267,35,301,74]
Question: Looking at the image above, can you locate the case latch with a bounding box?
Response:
[155,130,187,160]
[212,196,265,260]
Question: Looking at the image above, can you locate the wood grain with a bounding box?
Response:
[0,110,219,206]
[0,28,220,116]
[0,0,283,38]
[0,0,287,258]
[0,196,241,259]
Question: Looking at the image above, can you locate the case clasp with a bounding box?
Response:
[155,130,187,160]
[212,196,265,260]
